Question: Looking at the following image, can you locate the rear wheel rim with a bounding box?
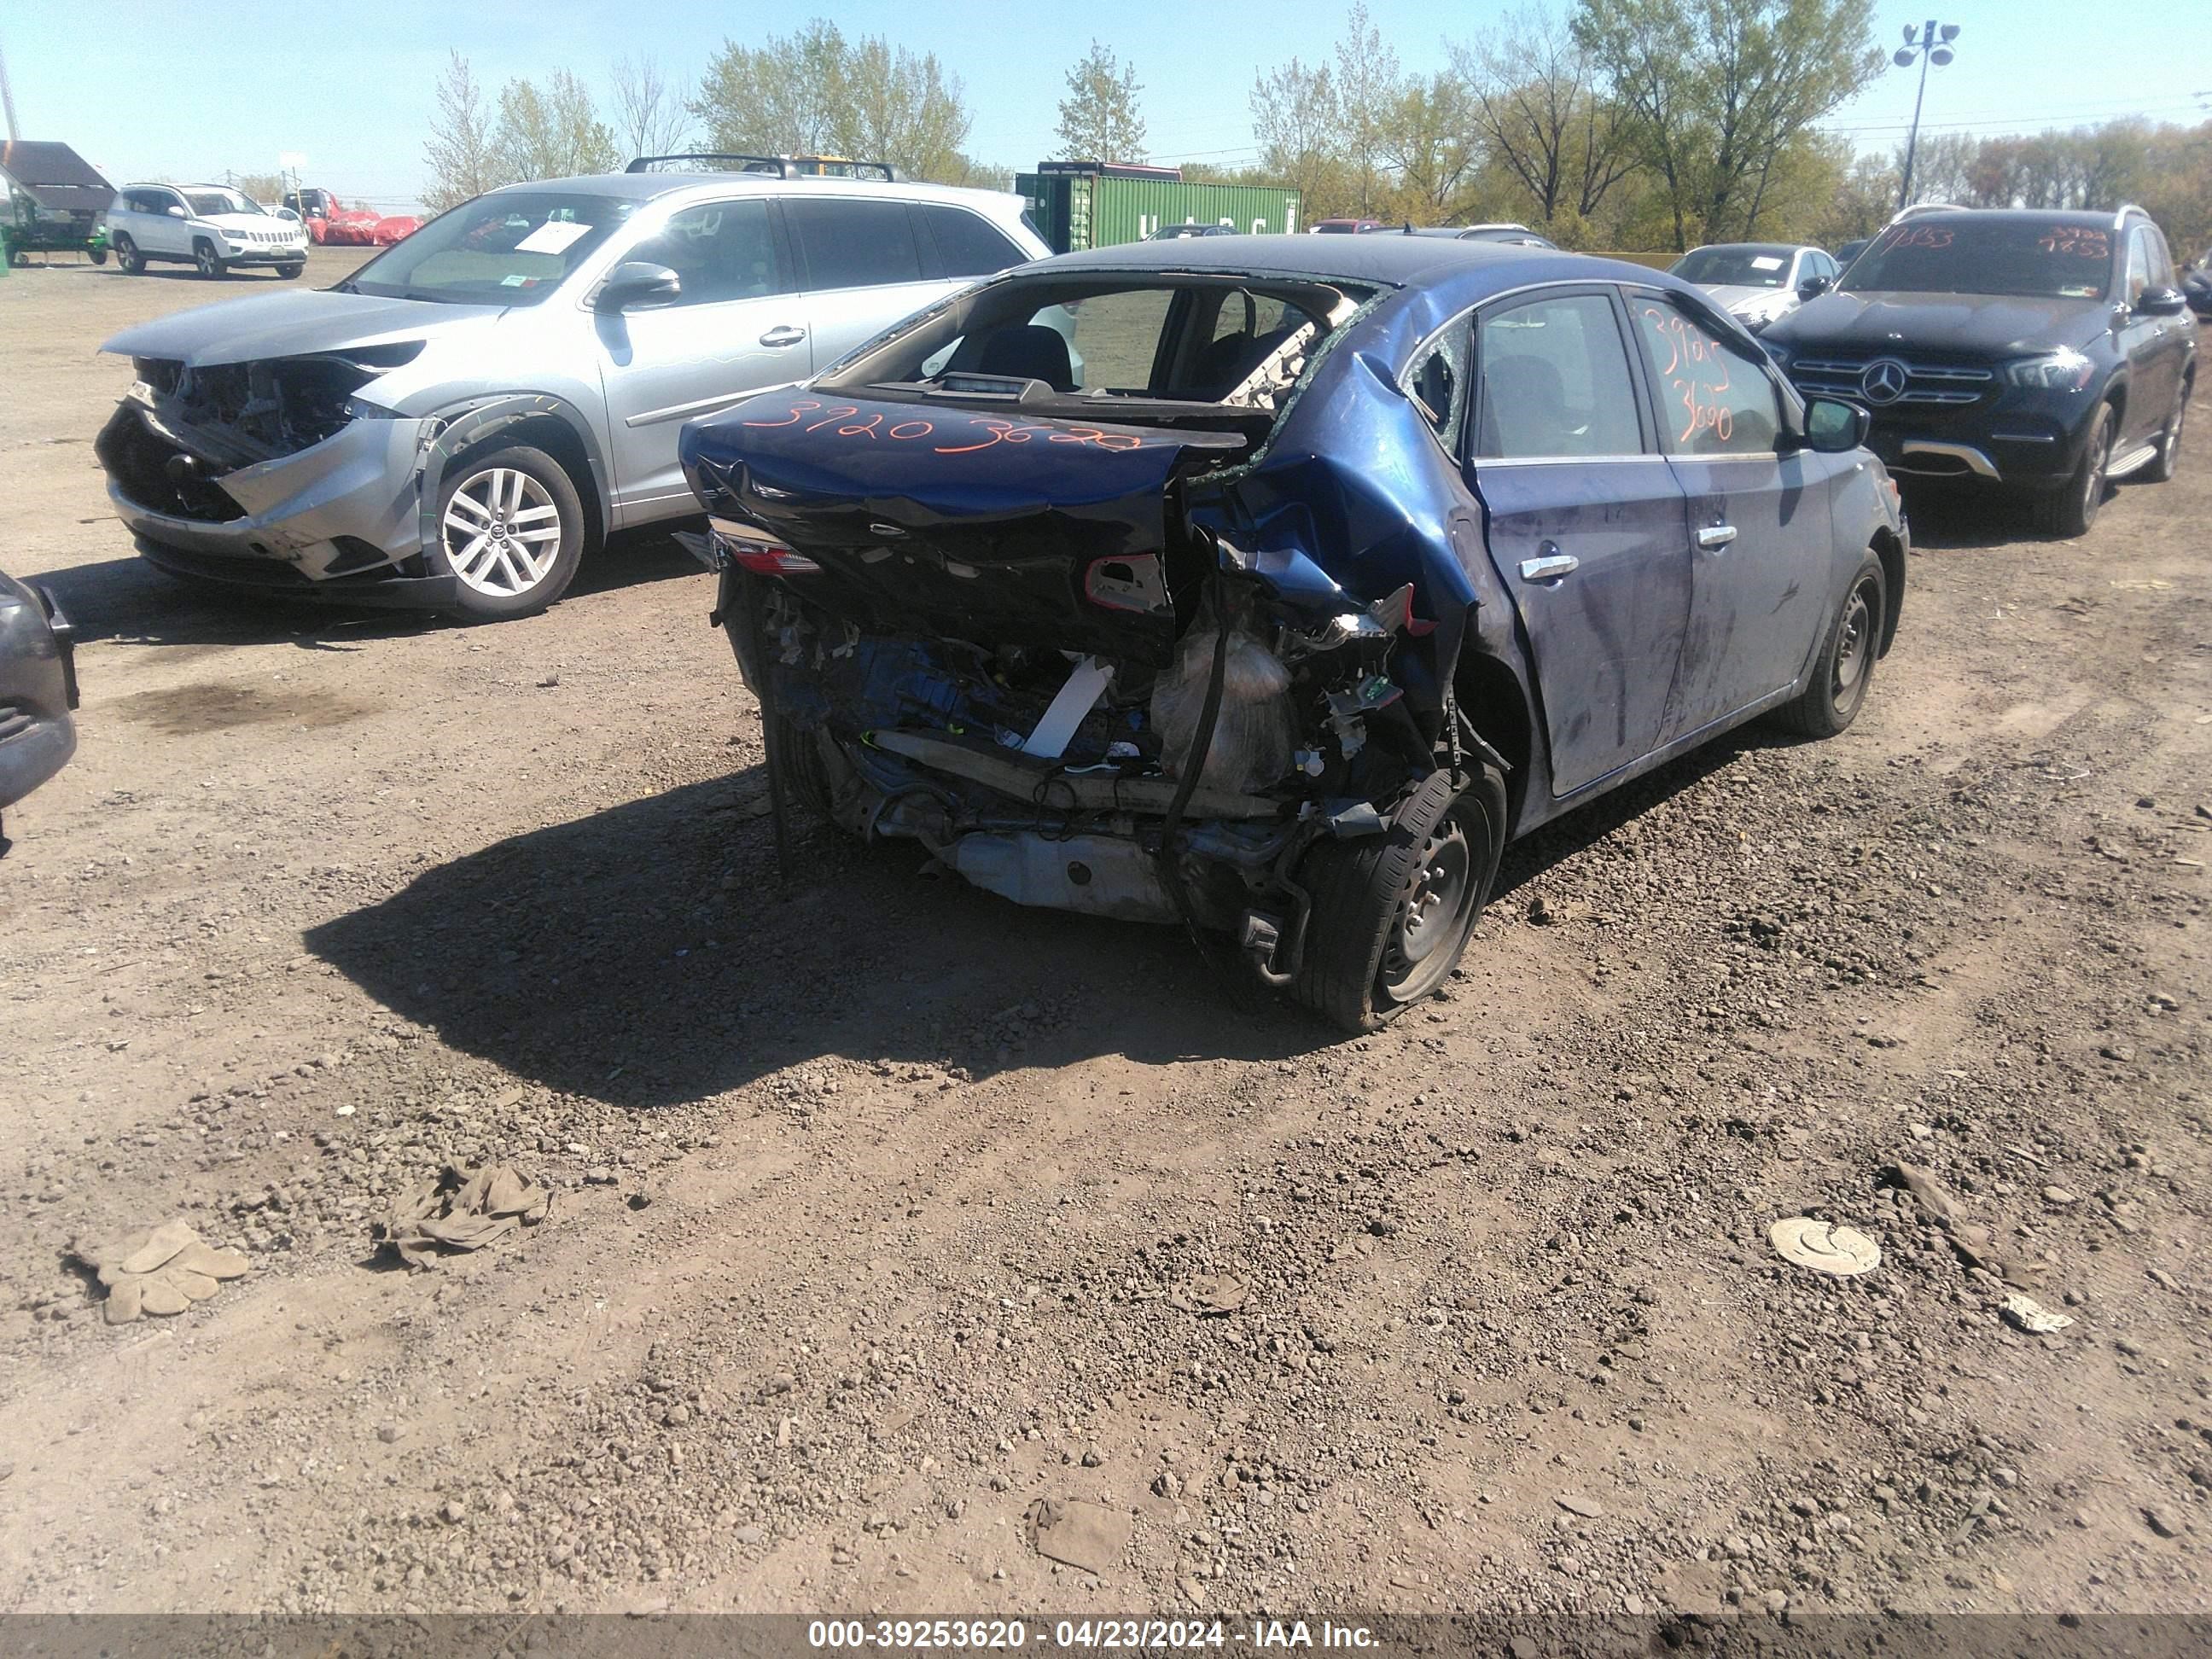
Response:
[1378,805,1481,1001]
[1832,578,1876,714]
[442,468,563,598]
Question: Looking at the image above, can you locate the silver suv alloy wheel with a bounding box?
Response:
[442,467,564,597]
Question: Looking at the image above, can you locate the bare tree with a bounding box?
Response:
[422,49,504,212]
[1452,7,1633,228]
[610,55,690,164]
[1330,3,1402,216]
[1249,56,1343,220]
[1055,41,1147,163]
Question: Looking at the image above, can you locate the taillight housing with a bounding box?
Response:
[711,516,819,575]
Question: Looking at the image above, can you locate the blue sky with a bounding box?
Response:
[3,1,2205,210]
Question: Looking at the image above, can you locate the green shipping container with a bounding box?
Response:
[1017,166,1302,253]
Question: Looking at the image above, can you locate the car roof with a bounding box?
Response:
[486,171,1022,214]
[1890,207,2126,229]
[1032,231,1658,289]
[1685,241,1802,253]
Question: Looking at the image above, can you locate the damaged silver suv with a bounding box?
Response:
[94,160,1047,620]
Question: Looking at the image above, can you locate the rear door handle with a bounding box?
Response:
[1519,553,1578,582]
[760,325,807,348]
[1697,524,1738,550]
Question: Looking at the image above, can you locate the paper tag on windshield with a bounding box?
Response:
[515,221,590,256]
[1751,256,1784,271]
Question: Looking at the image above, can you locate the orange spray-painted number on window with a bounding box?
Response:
[1639,306,1734,445]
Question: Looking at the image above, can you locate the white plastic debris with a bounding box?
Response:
[2000,1293,2074,1334]
[1769,1218,1882,1277]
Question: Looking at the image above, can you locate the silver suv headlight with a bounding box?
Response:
[2001,347,2094,390]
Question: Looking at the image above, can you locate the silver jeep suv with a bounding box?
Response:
[95,160,1047,618]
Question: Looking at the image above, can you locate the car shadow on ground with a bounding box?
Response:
[36,527,711,650]
[306,725,1776,1110]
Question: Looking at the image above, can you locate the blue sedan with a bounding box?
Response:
[679,233,1906,1030]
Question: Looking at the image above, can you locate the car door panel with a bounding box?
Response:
[1461,287,1691,799]
[1625,290,1842,732]
[594,196,813,523]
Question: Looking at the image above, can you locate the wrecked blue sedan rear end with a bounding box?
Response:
[678,236,1903,1029]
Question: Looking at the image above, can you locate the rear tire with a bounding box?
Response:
[434,444,587,620]
[114,233,143,274]
[2034,402,2112,538]
[193,239,225,279]
[1774,553,1884,739]
[89,245,109,265]
[2145,377,2189,484]
[1292,764,1506,1033]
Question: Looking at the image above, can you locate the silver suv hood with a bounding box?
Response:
[101,288,504,368]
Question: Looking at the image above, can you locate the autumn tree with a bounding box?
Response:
[422,49,504,212]
[1056,41,1147,163]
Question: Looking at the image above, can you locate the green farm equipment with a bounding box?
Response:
[1,141,116,268]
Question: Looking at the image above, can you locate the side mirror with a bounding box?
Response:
[1796,274,1831,300]
[595,260,682,311]
[1799,395,1868,455]
[2135,285,2187,317]
[166,205,187,218]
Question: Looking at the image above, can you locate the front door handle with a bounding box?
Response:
[760,325,807,348]
[1519,553,1578,582]
[1697,524,1738,550]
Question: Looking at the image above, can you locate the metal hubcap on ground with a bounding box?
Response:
[1833,582,1873,707]
[1381,815,1475,994]
[443,469,562,597]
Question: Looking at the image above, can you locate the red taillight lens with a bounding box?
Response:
[731,544,821,575]
[711,518,819,575]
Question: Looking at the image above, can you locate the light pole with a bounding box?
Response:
[1895,20,1960,211]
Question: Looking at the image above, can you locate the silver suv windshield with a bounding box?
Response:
[340,192,637,307]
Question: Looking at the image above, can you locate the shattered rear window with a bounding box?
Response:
[830,275,1365,416]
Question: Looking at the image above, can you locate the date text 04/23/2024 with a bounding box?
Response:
[806,1620,1378,1650]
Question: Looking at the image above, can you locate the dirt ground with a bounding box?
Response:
[0,247,2205,1623]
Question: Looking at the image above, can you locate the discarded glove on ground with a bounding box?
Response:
[381,1163,550,1270]
[73,1219,249,1324]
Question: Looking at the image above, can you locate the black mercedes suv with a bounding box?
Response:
[1762,206,2196,537]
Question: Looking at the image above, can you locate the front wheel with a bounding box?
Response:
[1775,554,1884,739]
[193,240,225,279]
[2145,380,2189,484]
[275,260,304,280]
[114,233,143,274]
[1292,764,1506,1033]
[89,245,110,266]
[434,445,587,620]
[2034,403,2112,538]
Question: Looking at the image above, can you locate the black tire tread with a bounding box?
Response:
[1292,765,1502,1033]
[1774,553,1885,739]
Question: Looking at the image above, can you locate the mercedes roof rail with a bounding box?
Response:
[2112,202,2151,228]
[625,152,896,181]
[1891,201,1967,222]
